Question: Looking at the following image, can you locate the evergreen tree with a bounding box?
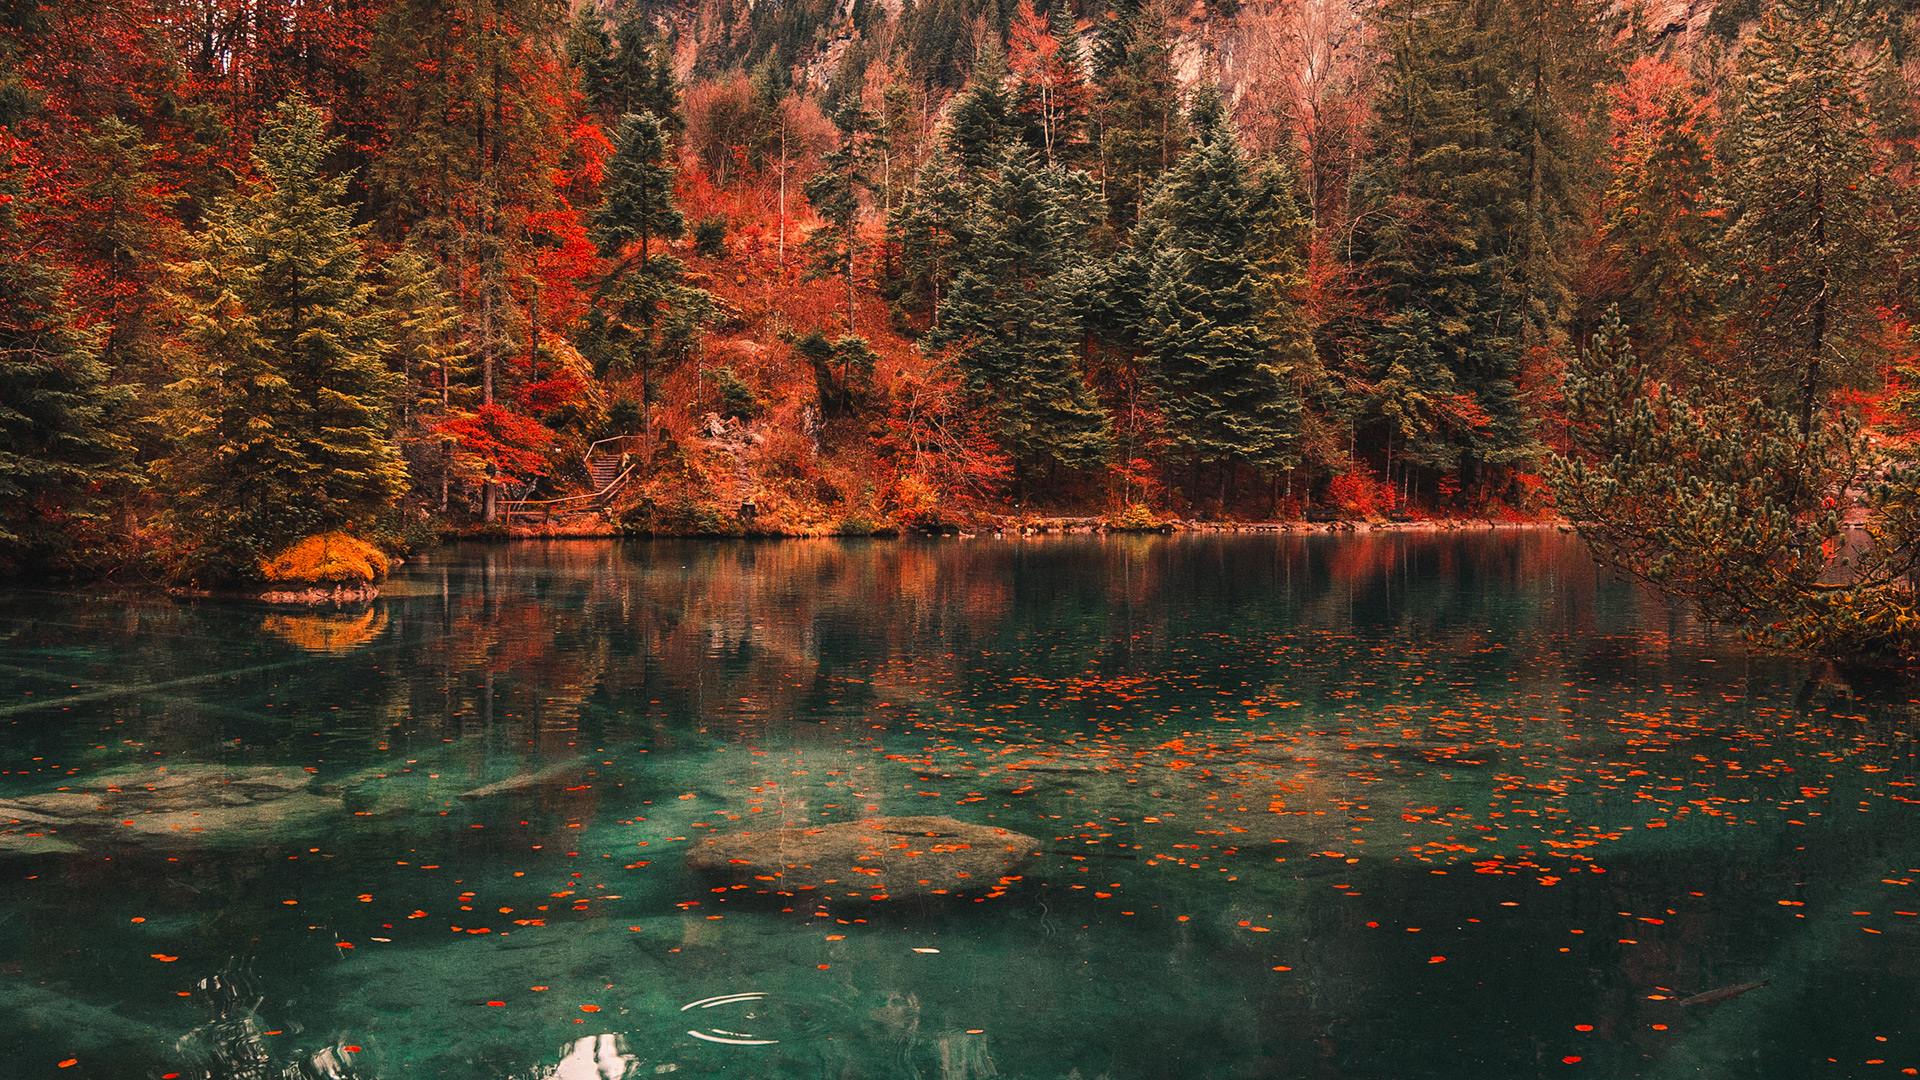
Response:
[0,133,133,570]
[162,94,405,581]
[1602,76,1723,376]
[805,96,875,332]
[1010,0,1093,168]
[598,112,686,275]
[585,110,712,463]
[1545,307,1920,658]
[1247,153,1340,472]
[891,143,973,326]
[1092,0,1188,225]
[1346,0,1545,482]
[1134,86,1302,496]
[383,245,473,513]
[573,12,686,135]
[928,142,1112,475]
[368,0,584,518]
[1715,0,1900,431]
[946,45,1019,171]
[60,117,184,471]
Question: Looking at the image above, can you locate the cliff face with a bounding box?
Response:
[655,0,1727,114]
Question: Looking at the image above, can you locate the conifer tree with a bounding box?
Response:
[585,111,712,462]
[1010,0,1093,167]
[946,45,1019,171]
[1715,0,1900,431]
[60,117,184,471]
[1602,73,1722,376]
[1347,0,1542,481]
[928,141,1112,475]
[573,13,685,135]
[162,94,405,581]
[891,143,972,325]
[598,112,686,275]
[383,246,473,513]
[1135,85,1302,497]
[1092,0,1188,225]
[805,97,875,332]
[0,133,133,570]
[1247,153,1339,471]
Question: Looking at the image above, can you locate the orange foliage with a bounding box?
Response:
[1325,467,1395,518]
[259,532,391,585]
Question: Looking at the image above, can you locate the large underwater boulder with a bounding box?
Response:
[685,815,1041,899]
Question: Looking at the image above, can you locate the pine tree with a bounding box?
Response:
[0,132,133,570]
[162,94,405,581]
[1346,0,1541,481]
[1135,85,1302,497]
[891,143,972,326]
[368,0,583,518]
[383,245,473,513]
[805,96,875,333]
[1716,0,1900,431]
[1010,0,1093,168]
[928,141,1112,475]
[59,117,184,470]
[573,12,686,136]
[598,112,687,275]
[1546,307,1919,655]
[1092,0,1188,225]
[1601,68,1722,376]
[1247,153,1339,473]
[946,45,1018,171]
[585,110,712,464]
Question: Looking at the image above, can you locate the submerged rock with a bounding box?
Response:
[685,815,1041,899]
[0,765,340,853]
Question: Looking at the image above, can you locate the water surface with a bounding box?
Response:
[0,532,1915,1078]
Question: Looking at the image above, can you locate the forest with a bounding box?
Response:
[3,0,1920,628]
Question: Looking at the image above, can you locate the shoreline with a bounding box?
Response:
[490,516,1570,539]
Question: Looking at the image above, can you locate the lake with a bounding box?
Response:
[0,531,1915,1079]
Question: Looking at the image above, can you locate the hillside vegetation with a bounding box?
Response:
[7,0,1920,624]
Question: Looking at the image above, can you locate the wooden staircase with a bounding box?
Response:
[586,453,624,493]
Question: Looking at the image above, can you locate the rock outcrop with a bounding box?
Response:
[685,815,1042,899]
[0,765,341,854]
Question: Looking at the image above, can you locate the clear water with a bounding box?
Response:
[1,532,1916,1079]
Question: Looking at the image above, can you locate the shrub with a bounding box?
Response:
[693,216,728,256]
[259,532,390,585]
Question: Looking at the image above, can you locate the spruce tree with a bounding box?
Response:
[804,97,875,333]
[1716,0,1899,431]
[1092,0,1188,225]
[0,134,133,570]
[585,110,712,461]
[597,111,686,275]
[928,141,1111,475]
[1347,0,1541,480]
[891,143,973,325]
[383,245,473,513]
[1134,86,1302,495]
[1248,153,1340,473]
[163,94,405,581]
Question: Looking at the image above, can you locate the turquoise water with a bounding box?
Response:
[0,532,1916,1079]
